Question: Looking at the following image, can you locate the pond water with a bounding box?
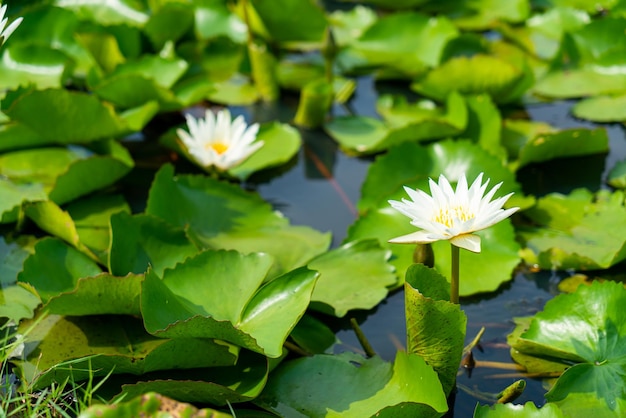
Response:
[213,76,626,416]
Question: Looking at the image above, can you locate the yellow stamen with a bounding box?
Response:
[207,141,229,155]
[433,207,474,228]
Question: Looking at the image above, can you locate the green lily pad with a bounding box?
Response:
[79,392,232,418]
[509,280,626,417]
[0,177,46,222]
[405,264,466,394]
[17,238,102,303]
[145,2,194,48]
[0,45,72,91]
[328,5,377,47]
[65,194,131,264]
[43,273,142,316]
[325,92,467,155]
[434,0,530,31]
[533,68,626,98]
[462,95,507,160]
[207,74,260,105]
[56,0,149,26]
[117,350,268,405]
[352,11,458,75]
[141,249,318,358]
[307,239,397,317]
[146,165,330,277]
[246,0,328,46]
[519,189,626,270]
[474,402,565,417]
[228,122,302,180]
[108,55,188,89]
[109,212,198,276]
[290,314,338,355]
[0,282,40,323]
[18,314,238,390]
[516,128,608,169]
[412,54,532,103]
[3,89,136,144]
[195,0,246,43]
[256,351,448,417]
[607,160,626,189]
[572,94,626,122]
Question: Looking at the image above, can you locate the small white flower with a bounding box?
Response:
[0,5,22,45]
[176,109,263,171]
[388,173,519,253]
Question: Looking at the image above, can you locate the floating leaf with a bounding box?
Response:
[56,0,149,26]
[572,94,626,122]
[519,189,626,270]
[0,282,40,323]
[145,2,195,48]
[117,351,268,405]
[307,239,397,317]
[146,165,330,277]
[533,68,626,98]
[607,160,626,189]
[509,280,626,417]
[4,89,133,144]
[141,249,318,358]
[18,314,238,390]
[0,177,46,222]
[256,351,447,417]
[474,402,565,417]
[195,0,246,43]
[17,238,101,302]
[405,264,466,394]
[43,273,142,316]
[412,55,532,103]
[436,0,530,30]
[109,212,198,276]
[0,45,72,91]
[290,314,338,355]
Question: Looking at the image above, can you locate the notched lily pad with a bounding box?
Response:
[256,351,448,417]
[508,280,626,417]
[519,189,626,270]
[474,401,565,417]
[141,249,318,358]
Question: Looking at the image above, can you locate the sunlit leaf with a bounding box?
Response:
[145,2,194,48]
[519,189,626,270]
[195,0,247,43]
[405,264,466,394]
[0,282,40,322]
[142,249,318,358]
[256,351,447,417]
[572,94,626,122]
[307,239,397,317]
[413,55,533,103]
[0,45,72,91]
[55,0,149,26]
[109,212,198,276]
[146,165,330,277]
[509,280,626,417]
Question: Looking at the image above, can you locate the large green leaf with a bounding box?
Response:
[17,238,102,302]
[55,0,149,26]
[109,212,198,276]
[324,91,468,155]
[194,0,246,43]
[432,0,530,30]
[116,351,269,405]
[0,177,46,222]
[509,280,626,417]
[412,55,532,103]
[3,89,134,143]
[519,189,626,270]
[572,94,626,122]
[0,45,72,91]
[18,314,238,389]
[145,2,194,48]
[0,282,40,322]
[307,239,397,317]
[405,264,466,395]
[247,0,328,46]
[146,165,330,277]
[352,12,458,75]
[256,351,448,417]
[141,249,318,358]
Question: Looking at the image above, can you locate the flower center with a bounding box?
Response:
[433,206,474,228]
[207,141,229,155]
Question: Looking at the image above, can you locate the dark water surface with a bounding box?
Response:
[233,76,626,415]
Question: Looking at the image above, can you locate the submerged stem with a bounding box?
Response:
[450,244,460,304]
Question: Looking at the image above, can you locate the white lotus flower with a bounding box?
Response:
[0,5,22,45]
[388,173,519,253]
[176,109,262,171]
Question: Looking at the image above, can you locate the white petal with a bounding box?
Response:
[450,234,481,253]
[389,230,440,244]
[2,16,22,40]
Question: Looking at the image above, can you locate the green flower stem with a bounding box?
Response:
[450,244,460,304]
